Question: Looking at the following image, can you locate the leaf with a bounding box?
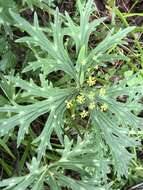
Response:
[58,175,110,190]
[6,75,74,99]
[92,109,137,177]
[0,0,17,35]
[0,74,16,101]
[34,99,66,160]
[87,26,135,66]
[65,0,106,52]
[10,10,76,79]
[76,45,86,85]
[0,139,15,159]
[0,75,75,156]
[23,0,55,10]
[0,51,16,72]
[89,75,143,177]
[22,57,64,75]
[0,157,47,190]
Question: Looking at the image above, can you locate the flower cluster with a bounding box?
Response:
[80,110,88,118]
[76,94,85,104]
[87,76,96,86]
[65,100,73,109]
[100,103,108,112]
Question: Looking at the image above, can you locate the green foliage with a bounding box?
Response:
[0,40,17,72]
[23,0,56,10]
[0,137,112,190]
[0,0,17,36]
[0,0,143,189]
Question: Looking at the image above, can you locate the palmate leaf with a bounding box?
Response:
[48,136,111,190]
[0,100,50,146]
[86,26,135,69]
[0,76,75,157]
[105,72,143,113]
[89,74,143,176]
[107,73,143,97]
[10,0,133,85]
[65,0,106,53]
[94,27,134,52]
[92,109,138,177]
[64,0,134,80]
[96,93,143,130]
[0,138,111,190]
[9,10,76,79]
[0,157,47,190]
[55,136,110,180]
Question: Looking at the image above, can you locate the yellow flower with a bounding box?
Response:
[99,88,106,96]
[100,103,108,112]
[80,60,86,65]
[80,110,88,118]
[76,95,85,104]
[71,114,75,119]
[87,76,96,86]
[65,100,73,109]
[89,102,96,110]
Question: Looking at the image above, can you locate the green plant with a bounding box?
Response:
[0,0,17,36]
[23,0,55,10]
[0,0,143,189]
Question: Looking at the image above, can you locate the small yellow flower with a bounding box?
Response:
[76,95,85,104]
[80,60,86,65]
[80,110,88,118]
[71,114,75,119]
[99,88,106,96]
[87,76,96,86]
[100,103,108,112]
[89,102,96,110]
[65,100,73,109]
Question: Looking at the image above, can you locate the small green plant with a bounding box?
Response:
[0,0,143,189]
